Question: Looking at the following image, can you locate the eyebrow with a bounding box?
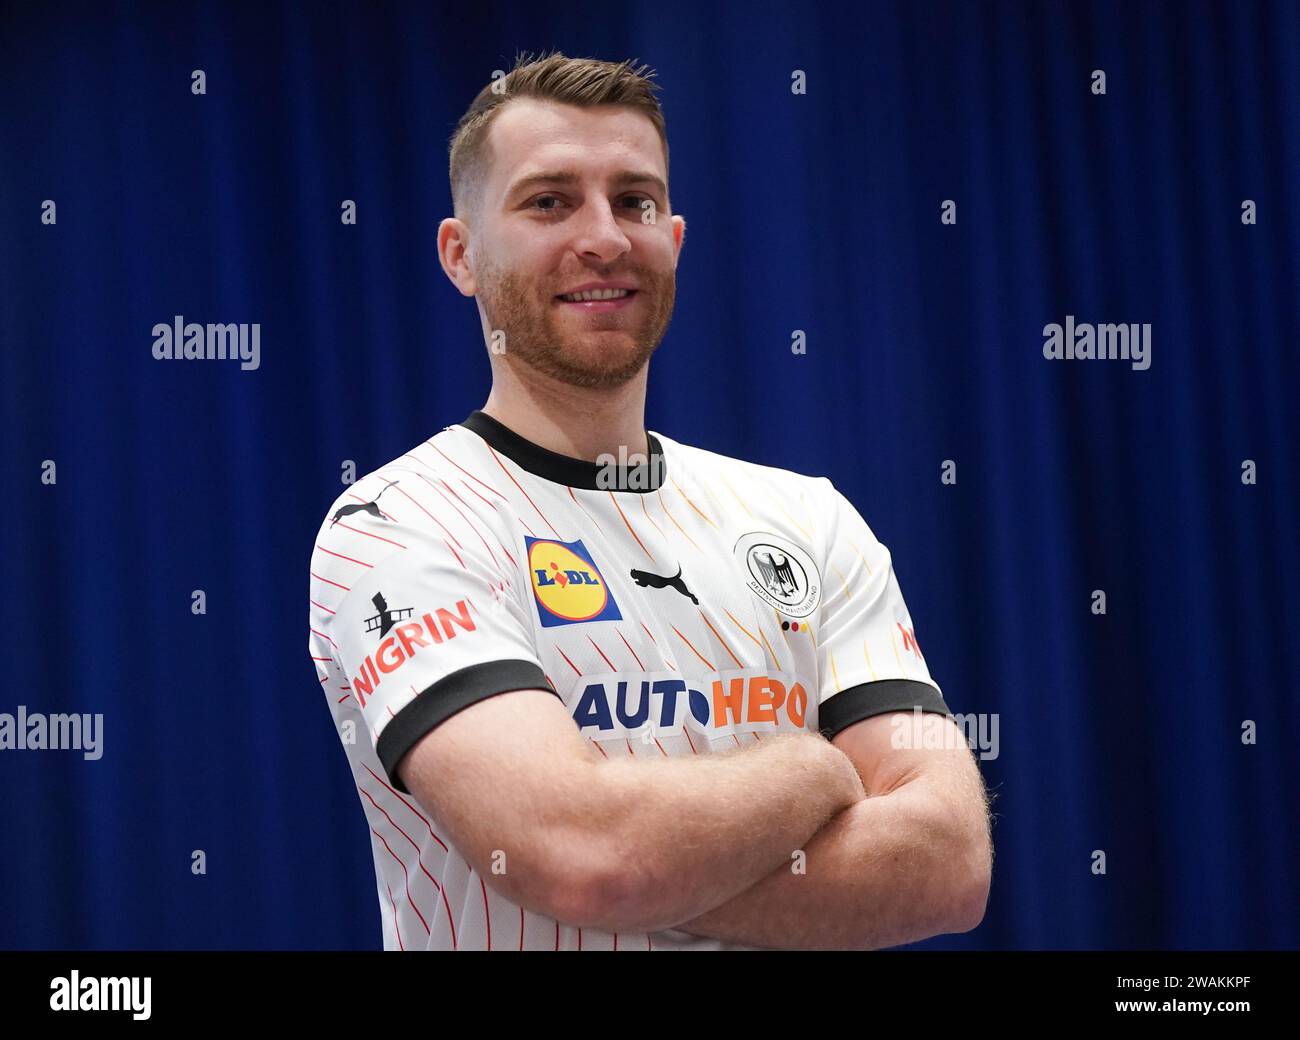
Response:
[505,169,668,202]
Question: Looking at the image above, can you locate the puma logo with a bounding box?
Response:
[630,565,698,605]
[330,479,399,527]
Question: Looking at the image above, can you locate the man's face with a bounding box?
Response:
[463,98,684,389]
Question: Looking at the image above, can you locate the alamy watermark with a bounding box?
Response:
[1043,315,1151,370]
[50,971,150,1019]
[0,706,103,760]
[152,315,261,370]
[890,707,1000,761]
[595,443,665,491]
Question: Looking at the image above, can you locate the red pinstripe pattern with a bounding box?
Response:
[310,570,349,592]
[616,630,645,670]
[330,519,407,549]
[419,472,508,580]
[372,828,430,935]
[399,451,438,475]
[744,472,813,540]
[386,882,404,950]
[587,636,616,671]
[437,475,486,515]
[654,488,702,552]
[315,424,838,951]
[315,544,374,568]
[697,478,728,523]
[607,492,653,562]
[567,485,604,535]
[429,441,507,499]
[681,721,699,755]
[639,492,664,537]
[485,443,560,537]
[460,478,499,510]
[390,482,467,566]
[719,475,755,519]
[359,787,457,943]
[495,537,517,568]
[638,621,678,670]
[556,645,582,676]
[669,477,719,530]
[723,607,768,658]
[361,762,448,851]
[698,611,743,668]
[671,625,714,670]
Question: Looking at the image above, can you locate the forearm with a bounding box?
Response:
[672,778,991,949]
[580,732,864,932]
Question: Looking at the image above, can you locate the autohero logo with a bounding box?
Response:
[734,532,821,618]
[571,667,812,740]
[527,536,622,627]
[351,594,477,707]
[50,971,150,1020]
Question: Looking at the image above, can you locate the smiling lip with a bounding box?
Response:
[554,288,639,312]
[556,280,639,295]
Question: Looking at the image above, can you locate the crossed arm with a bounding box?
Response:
[669,712,993,949]
[401,693,992,950]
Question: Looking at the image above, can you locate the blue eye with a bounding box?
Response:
[529,194,651,215]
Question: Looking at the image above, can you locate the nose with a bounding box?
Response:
[570,196,632,263]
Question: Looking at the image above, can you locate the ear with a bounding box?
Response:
[438,217,477,296]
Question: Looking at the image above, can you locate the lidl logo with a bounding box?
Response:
[526,537,622,628]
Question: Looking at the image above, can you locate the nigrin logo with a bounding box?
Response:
[351,600,476,706]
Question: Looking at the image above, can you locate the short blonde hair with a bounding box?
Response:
[448,50,669,221]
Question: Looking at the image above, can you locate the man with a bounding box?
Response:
[307,51,991,951]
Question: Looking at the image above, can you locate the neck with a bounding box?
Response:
[481,361,651,462]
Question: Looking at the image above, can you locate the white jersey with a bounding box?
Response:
[307,410,949,950]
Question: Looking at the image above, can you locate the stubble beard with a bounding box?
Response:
[476,257,675,390]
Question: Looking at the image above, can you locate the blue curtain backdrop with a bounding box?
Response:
[1,0,1296,950]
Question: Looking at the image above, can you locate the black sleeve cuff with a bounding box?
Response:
[817,678,951,741]
[376,659,561,794]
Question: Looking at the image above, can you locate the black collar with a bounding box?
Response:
[458,410,666,493]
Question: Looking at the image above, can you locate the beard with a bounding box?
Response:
[474,255,675,389]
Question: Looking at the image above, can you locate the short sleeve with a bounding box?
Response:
[310,472,557,793]
[811,477,951,741]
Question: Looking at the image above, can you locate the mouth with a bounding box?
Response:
[554,288,639,312]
